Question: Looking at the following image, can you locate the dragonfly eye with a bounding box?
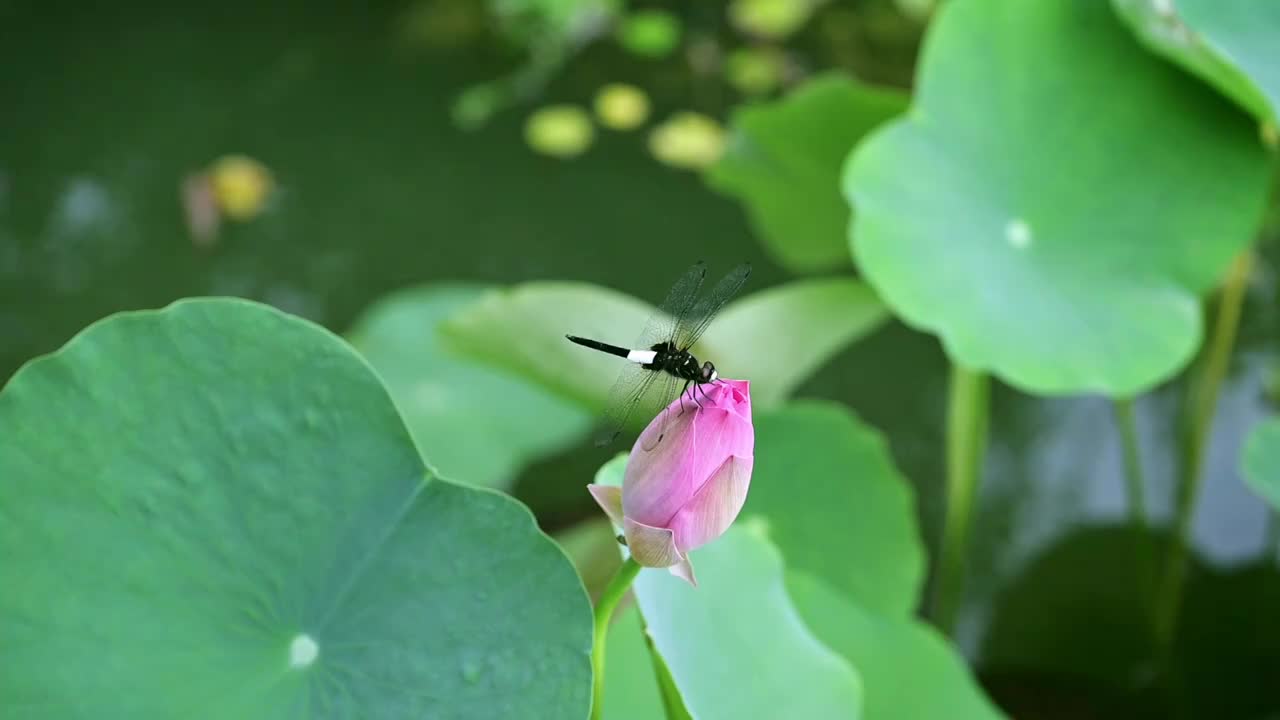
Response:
[701,361,716,381]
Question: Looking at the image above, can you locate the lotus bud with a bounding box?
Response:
[588,379,754,586]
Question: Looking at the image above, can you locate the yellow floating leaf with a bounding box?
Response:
[524,105,595,158]
[648,112,726,170]
[728,0,814,40]
[594,83,651,131]
[209,154,274,221]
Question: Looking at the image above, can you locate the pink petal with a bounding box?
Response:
[623,518,682,568]
[719,379,752,420]
[622,409,699,524]
[668,555,697,587]
[587,484,624,528]
[623,405,738,525]
[667,454,753,553]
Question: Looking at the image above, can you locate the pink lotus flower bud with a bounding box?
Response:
[588,379,754,586]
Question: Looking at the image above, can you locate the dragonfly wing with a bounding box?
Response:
[633,262,706,351]
[595,365,684,449]
[636,371,682,452]
[680,262,752,350]
[588,262,719,448]
[595,362,652,446]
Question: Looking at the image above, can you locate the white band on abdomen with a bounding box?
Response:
[626,349,657,364]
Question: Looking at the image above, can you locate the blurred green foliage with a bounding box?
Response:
[3,0,1280,717]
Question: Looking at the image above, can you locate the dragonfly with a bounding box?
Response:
[566,261,752,448]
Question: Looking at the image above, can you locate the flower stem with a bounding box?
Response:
[931,364,990,636]
[1113,396,1154,610]
[591,557,643,720]
[1113,398,1149,533]
[1155,251,1253,653]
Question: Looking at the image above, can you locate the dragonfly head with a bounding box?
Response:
[701,361,718,383]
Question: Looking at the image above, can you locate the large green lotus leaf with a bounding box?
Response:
[634,524,864,719]
[844,0,1270,396]
[786,573,1006,720]
[706,73,908,273]
[0,298,592,718]
[1113,0,1280,123]
[1242,417,1280,509]
[346,284,591,490]
[442,277,886,415]
[744,401,924,616]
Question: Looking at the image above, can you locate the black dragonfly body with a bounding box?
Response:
[566,261,752,448]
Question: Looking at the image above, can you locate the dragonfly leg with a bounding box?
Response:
[696,382,712,404]
[676,379,691,416]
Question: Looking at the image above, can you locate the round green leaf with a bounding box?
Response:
[724,46,788,97]
[616,10,682,59]
[787,572,1006,720]
[441,277,887,414]
[1113,0,1280,123]
[0,298,592,718]
[632,524,864,720]
[708,73,908,273]
[728,0,814,40]
[1242,417,1280,510]
[346,284,591,490]
[743,401,924,616]
[844,0,1270,395]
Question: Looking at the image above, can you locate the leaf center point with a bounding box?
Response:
[289,633,319,669]
[1005,218,1033,250]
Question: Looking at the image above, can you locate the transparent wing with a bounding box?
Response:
[593,365,678,447]
[679,262,752,350]
[632,261,706,350]
[637,375,689,452]
[662,262,708,343]
[591,262,708,447]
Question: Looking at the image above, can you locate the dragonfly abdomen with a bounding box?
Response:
[565,335,630,359]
